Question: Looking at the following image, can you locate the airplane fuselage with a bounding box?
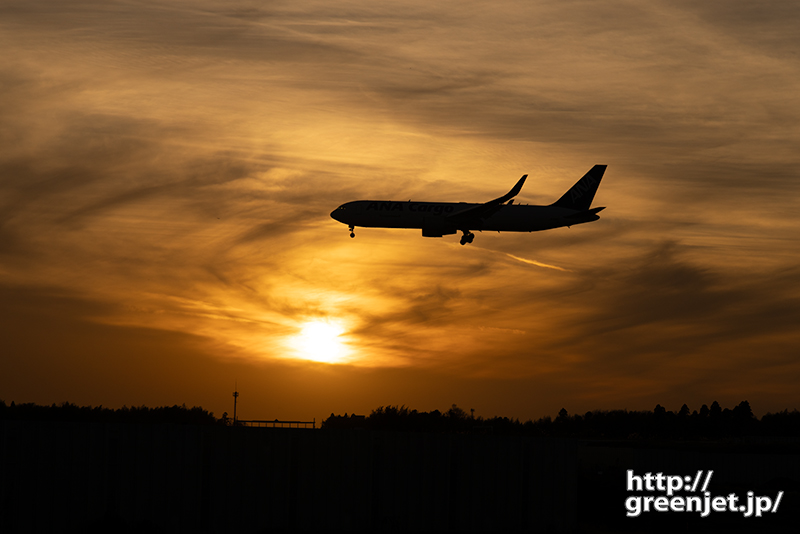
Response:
[332,201,600,235]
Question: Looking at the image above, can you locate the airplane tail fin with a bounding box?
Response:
[550,165,606,211]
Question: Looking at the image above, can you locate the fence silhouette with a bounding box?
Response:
[238,418,315,428]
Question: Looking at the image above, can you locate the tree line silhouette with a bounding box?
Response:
[3,399,800,439]
[322,401,800,439]
[0,400,220,425]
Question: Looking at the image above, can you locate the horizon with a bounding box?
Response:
[0,394,788,425]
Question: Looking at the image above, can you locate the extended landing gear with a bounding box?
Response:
[459,230,475,246]
[349,225,355,238]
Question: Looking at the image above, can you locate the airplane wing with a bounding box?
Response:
[446,175,527,227]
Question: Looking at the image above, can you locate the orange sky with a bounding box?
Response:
[2,0,799,424]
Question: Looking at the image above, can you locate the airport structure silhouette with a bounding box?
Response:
[1,399,798,532]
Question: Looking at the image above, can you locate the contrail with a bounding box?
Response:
[505,253,571,272]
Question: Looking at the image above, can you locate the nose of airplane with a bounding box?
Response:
[331,202,355,224]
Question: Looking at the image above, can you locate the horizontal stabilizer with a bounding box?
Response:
[565,206,605,219]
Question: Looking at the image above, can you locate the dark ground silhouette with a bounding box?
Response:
[322,401,800,442]
[3,398,800,440]
[2,399,798,532]
[0,400,220,425]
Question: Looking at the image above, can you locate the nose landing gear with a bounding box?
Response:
[349,225,355,238]
[459,230,475,246]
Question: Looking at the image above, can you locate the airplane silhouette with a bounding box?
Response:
[331,165,607,245]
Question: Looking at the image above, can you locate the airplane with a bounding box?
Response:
[330,165,607,245]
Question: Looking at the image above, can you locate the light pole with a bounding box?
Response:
[233,385,239,425]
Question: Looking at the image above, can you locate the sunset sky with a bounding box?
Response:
[2,0,799,424]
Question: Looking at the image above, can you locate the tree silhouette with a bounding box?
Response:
[319,401,800,439]
[0,400,221,425]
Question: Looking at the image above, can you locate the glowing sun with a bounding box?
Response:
[291,320,348,363]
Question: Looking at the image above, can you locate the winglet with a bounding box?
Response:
[446,174,527,225]
[496,174,527,204]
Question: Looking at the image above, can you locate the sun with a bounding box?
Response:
[291,320,348,363]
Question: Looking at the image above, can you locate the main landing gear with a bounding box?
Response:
[459,230,475,246]
[349,225,355,238]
